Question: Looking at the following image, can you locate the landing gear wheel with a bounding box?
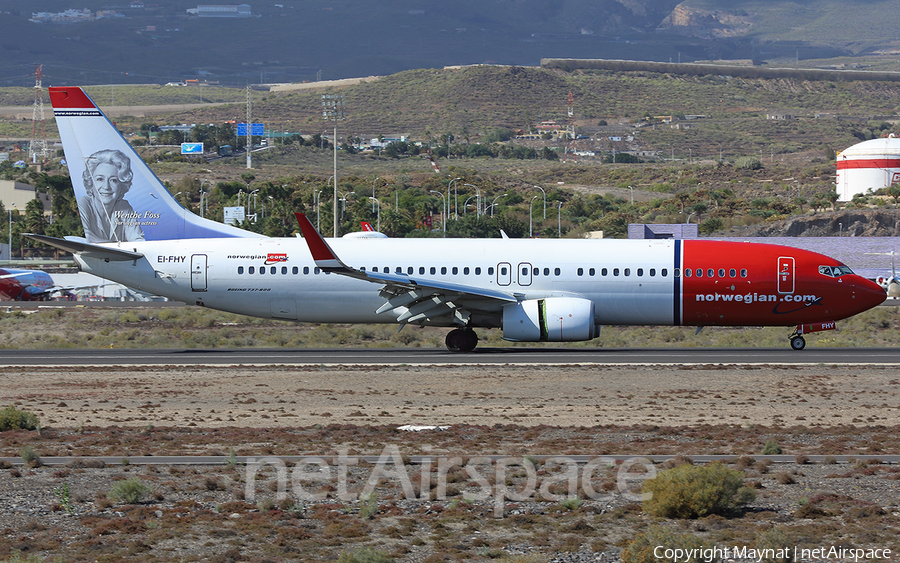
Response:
[790,335,806,351]
[445,328,478,352]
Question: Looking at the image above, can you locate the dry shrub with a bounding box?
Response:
[643,462,756,519]
[623,525,707,563]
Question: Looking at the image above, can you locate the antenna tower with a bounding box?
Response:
[29,64,50,164]
[564,91,577,162]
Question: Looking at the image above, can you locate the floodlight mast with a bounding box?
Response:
[322,94,345,237]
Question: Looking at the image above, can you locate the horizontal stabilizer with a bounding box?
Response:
[25,234,144,261]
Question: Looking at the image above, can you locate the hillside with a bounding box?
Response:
[724,208,900,238]
[4,0,900,87]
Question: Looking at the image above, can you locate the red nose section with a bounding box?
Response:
[849,276,887,315]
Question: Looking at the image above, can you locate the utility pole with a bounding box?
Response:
[245,86,252,169]
[322,94,345,237]
[29,64,49,164]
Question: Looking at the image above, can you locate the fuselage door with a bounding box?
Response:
[497,262,511,286]
[777,256,795,294]
[518,262,532,286]
[191,254,208,292]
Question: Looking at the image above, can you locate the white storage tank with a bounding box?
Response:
[836,136,900,201]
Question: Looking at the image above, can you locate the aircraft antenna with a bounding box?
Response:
[29,64,50,164]
[564,91,577,162]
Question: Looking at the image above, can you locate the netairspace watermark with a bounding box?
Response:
[654,545,892,563]
[243,445,656,517]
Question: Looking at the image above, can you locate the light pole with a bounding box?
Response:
[628,185,634,205]
[429,190,446,236]
[249,189,259,219]
[369,197,380,232]
[687,212,696,224]
[463,195,476,215]
[314,189,323,231]
[529,195,539,238]
[338,190,353,219]
[532,185,546,219]
[489,193,507,218]
[322,94,345,238]
[558,201,562,237]
[371,176,380,213]
[237,189,244,209]
[200,191,208,218]
[449,177,461,220]
[7,203,14,262]
[464,184,480,217]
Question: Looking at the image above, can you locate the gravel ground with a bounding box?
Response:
[1,363,899,562]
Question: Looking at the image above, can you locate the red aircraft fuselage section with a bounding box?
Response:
[680,241,885,326]
[0,269,56,301]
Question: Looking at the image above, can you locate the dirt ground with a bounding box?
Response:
[2,363,899,429]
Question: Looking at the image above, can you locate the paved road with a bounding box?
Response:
[0,347,898,366]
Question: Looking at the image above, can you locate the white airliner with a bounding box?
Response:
[29,87,887,351]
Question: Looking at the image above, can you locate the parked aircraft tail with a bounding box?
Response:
[49,87,263,243]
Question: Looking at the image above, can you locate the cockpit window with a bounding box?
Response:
[819,265,854,277]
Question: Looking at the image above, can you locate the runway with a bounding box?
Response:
[1,346,899,366]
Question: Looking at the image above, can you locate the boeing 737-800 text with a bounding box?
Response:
[29,86,886,351]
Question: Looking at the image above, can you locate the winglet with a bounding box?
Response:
[294,213,348,271]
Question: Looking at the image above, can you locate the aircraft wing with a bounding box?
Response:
[25,234,144,261]
[295,213,517,327]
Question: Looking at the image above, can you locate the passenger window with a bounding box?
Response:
[674,268,680,277]
[729,269,736,278]
[740,269,748,278]
[543,268,550,276]
[577,268,583,276]
[430,267,436,275]
[650,268,656,277]
[613,268,620,276]
[662,269,668,277]
[500,266,507,275]
[624,268,630,276]
[282,266,287,275]
[488,267,494,275]
[452,267,458,275]
[271,266,277,274]
[464,267,470,275]
[314,267,320,274]
[637,268,643,276]
[717,268,725,278]
[589,268,595,276]
[396,267,402,274]
[554,268,561,276]
[419,267,425,275]
[685,268,692,277]
[475,267,481,275]
[238,266,244,274]
[249,266,255,274]
[441,267,447,275]
[601,268,608,276]
[359,267,366,272]
[533,267,539,276]
[707,269,714,278]
[303,266,309,275]
[522,267,528,276]
[293,266,299,274]
[407,267,413,275]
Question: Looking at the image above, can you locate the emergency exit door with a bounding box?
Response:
[777,256,794,294]
[191,254,208,292]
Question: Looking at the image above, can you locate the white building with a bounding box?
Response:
[836,136,900,201]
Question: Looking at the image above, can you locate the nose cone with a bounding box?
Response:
[849,276,887,315]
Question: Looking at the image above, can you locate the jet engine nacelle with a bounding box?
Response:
[502,297,598,342]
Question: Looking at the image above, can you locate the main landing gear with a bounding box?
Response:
[788,321,837,351]
[446,328,478,352]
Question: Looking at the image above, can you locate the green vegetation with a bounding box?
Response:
[108,477,151,504]
[0,405,39,431]
[622,525,708,563]
[337,547,394,563]
[762,440,783,455]
[18,445,41,468]
[642,462,757,518]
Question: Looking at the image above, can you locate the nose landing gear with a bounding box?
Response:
[789,321,837,350]
[446,328,478,352]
